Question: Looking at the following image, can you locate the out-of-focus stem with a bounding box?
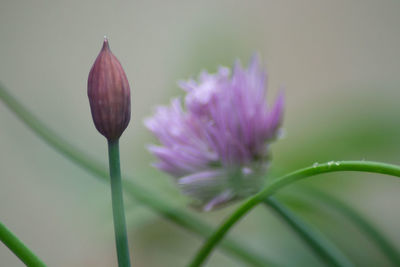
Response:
[264,197,352,267]
[300,187,400,266]
[0,221,46,267]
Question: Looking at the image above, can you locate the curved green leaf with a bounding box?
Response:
[189,161,400,266]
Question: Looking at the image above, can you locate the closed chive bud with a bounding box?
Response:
[88,37,131,141]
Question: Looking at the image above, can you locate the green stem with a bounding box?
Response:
[121,181,275,267]
[0,83,271,266]
[302,187,400,266]
[108,140,131,267]
[189,161,400,267]
[0,221,46,267]
[264,197,352,267]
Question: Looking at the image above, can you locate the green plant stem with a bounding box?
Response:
[0,83,272,266]
[264,197,352,267]
[108,140,131,267]
[121,181,274,266]
[0,221,46,267]
[189,161,400,267]
[301,187,400,266]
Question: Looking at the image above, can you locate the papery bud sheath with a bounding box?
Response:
[88,38,131,140]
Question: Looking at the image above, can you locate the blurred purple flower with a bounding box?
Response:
[145,56,284,211]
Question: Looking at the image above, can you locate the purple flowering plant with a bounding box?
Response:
[1,39,400,267]
[146,56,284,211]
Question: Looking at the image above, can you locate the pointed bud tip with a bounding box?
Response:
[102,36,110,51]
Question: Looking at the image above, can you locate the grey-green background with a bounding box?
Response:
[1,0,400,266]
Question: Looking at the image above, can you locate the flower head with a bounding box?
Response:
[145,56,284,211]
[88,37,131,141]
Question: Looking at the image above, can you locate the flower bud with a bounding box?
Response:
[88,37,131,141]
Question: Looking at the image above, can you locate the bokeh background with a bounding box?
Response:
[1,0,400,266]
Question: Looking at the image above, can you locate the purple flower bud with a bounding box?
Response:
[88,38,131,141]
[145,55,284,211]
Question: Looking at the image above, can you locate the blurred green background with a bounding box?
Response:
[1,0,400,266]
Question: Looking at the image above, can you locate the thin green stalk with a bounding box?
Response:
[189,161,400,267]
[0,221,46,267]
[108,140,131,267]
[301,187,400,266]
[121,181,275,266]
[0,83,272,266]
[264,197,352,267]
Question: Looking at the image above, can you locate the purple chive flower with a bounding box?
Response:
[145,56,284,211]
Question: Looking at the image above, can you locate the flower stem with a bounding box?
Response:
[0,221,46,267]
[108,139,131,267]
[264,197,352,267]
[189,160,400,267]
